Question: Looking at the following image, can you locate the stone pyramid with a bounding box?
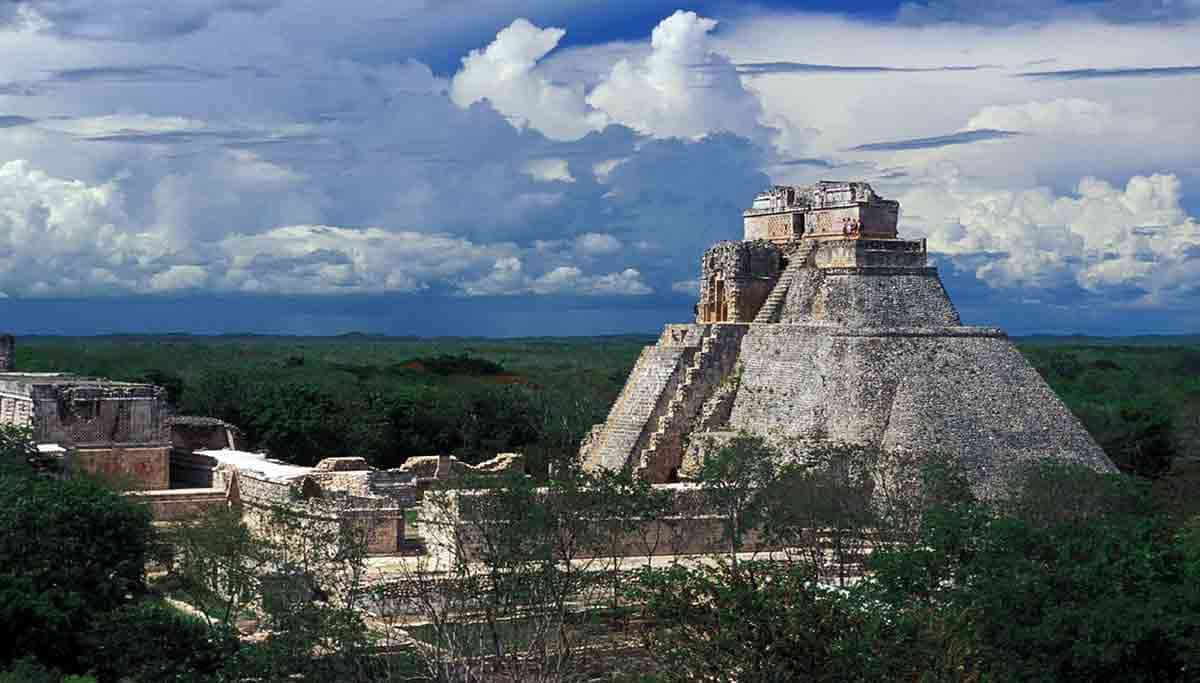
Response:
[580,181,1115,496]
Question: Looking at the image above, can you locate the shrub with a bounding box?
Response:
[86,601,236,683]
[0,472,152,672]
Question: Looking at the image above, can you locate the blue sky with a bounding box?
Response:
[0,0,1197,336]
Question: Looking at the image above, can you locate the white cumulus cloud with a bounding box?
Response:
[450,18,608,141]
[964,98,1152,136]
[0,159,170,296]
[574,232,622,255]
[588,10,773,145]
[524,158,576,183]
[450,11,778,147]
[902,171,1200,304]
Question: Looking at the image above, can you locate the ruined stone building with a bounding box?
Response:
[0,360,171,489]
[581,181,1115,495]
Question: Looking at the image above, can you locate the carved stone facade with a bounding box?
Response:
[0,362,170,490]
[696,240,782,323]
[743,181,900,245]
[583,181,1116,496]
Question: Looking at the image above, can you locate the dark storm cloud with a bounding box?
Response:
[898,0,1200,25]
[0,82,42,96]
[849,129,1021,152]
[0,115,36,128]
[51,65,223,83]
[776,158,837,168]
[4,0,281,41]
[81,130,255,144]
[734,62,994,75]
[1018,65,1200,79]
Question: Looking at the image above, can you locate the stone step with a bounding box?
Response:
[753,245,816,324]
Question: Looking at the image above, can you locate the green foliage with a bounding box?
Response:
[85,601,236,683]
[405,353,506,376]
[694,434,782,558]
[140,369,184,408]
[864,460,1200,682]
[634,450,1200,682]
[167,507,260,627]
[0,658,96,683]
[0,471,152,672]
[401,467,672,681]
[242,383,346,466]
[1020,341,1200,478]
[0,424,38,473]
[628,561,865,683]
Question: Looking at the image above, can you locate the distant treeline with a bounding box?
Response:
[15,336,648,474]
[1021,343,1200,480]
[13,335,1200,486]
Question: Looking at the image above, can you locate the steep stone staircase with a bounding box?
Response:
[582,341,698,473]
[635,325,748,482]
[752,240,818,324]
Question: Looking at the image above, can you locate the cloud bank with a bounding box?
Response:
[0,0,1196,335]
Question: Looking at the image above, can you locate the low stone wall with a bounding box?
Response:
[170,449,218,488]
[127,487,228,521]
[419,483,782,565]
[235,470,406,556]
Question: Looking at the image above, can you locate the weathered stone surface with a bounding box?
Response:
[719,325,1112,497]
[743,181,900,244]
[126,487,227,522]
[696,240,782,323]
[583,181,1117,496]
[314,456,372,472]
[167,415,239,452]
[72,445,171,490]
[0,335,13,372]
[580,325,703,472]
[778,268,960,327]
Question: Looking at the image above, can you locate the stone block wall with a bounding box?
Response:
[30,385,166,446]
[724,326,1114,498]
[0,394,34,428]
[696,240,782,322]
[127,487,228,521]
[779,268,961,328]
[72,445,171,490]
[235,470,407,556]
[0,336,14,372]
[420,483,786,566]
[812,239,926,269]
[171,450,219,488]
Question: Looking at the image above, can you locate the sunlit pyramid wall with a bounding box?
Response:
[580,181,1116,496]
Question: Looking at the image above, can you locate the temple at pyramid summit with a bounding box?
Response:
[580,181,1115,495]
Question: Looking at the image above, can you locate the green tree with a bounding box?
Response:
[693,433,781,565]
[85,601,235,683]
[244,383,345,465]
[395,468,658,682]
[627,560,867,683]
[0,471,152,672]
[864,460,1200,682]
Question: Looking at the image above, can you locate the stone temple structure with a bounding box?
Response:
[580,181,1115,495]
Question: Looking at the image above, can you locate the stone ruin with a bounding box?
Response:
[0,359,171,490]
[0,335,525,556]
[581,181,1116,496]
